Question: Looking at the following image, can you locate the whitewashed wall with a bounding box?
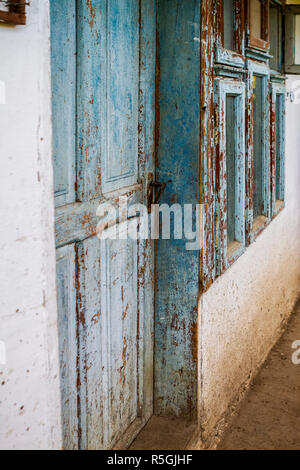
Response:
[198,76,300,446]
[0,1,61,450]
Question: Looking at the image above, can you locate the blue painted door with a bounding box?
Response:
[51,0,156,450]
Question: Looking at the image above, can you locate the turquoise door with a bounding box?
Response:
[51,0,156,450]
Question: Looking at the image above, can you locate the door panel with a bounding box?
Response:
[101,239,139,443]
[76,237,142,449]
[76,0,140,199]
[51,0,156,450]
[103,0,140,192]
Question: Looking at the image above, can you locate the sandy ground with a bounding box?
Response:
[129,300,300,450]
[219,299,300,450]
[129,416,197,450]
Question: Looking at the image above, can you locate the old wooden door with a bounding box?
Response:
[51,0,156,450]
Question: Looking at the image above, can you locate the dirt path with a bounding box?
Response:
[218,300,300,450]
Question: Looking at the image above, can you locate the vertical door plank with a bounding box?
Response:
[155,0,200,419]
[56,246,78,450]
[50,0,76,207]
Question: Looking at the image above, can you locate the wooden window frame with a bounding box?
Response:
[269,0,284,73]
[200,3,215,292]
[285,5,300,74]
[270,79,285,218]
[215,0,245,68]
[246,60,271,245]
[214,78,246,275]
[0,0,26,25]
[247,0,270,52]
[202,1,287,290]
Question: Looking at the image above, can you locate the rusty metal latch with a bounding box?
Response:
[146,172,166,212]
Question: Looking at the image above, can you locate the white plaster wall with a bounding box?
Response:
[0,1,62,450]
[199,76,300,445]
